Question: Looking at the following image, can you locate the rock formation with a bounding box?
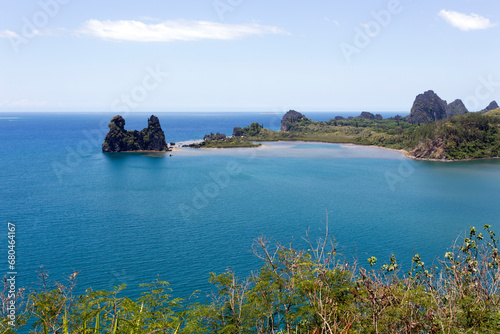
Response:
[408,90,448,124]
[281,110,307,131]
[479,101,499,114]
[102,115,169,152]
[357,112,383,120]
[445,99,468,118]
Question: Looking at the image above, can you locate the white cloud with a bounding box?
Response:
[0,30,20,38]
[78,19,289,42]
[439,9,496,31]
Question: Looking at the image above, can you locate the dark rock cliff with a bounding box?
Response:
[446,99,468,118]
[281,110,306,131]
[102,115,169,152]
[408,90,448,124]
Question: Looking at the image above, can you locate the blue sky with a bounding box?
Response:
[0,0,498,112]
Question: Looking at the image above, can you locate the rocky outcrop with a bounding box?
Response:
[357,112,383,120]
[446,99,468,118]
[281,110,307,131]
[408,90,448,124]
[409,138,446,160]
[102,115,169,152]
[408,92,469,124]
[479,101,499,114]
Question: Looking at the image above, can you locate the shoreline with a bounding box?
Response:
[410,155,500,162]
[104,150,172,153]
[177,139,500,162]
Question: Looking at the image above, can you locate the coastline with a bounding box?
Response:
[410,155,500,162]
[175,139,500,162]
[105,150,171,153]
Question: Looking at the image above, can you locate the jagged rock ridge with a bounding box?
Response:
[408,90,448,124]
[446,99,468,118]
[479,101,499,114]
[408,90,468,124]
[102,115,169,152]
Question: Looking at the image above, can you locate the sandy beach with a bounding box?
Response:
[171,140,408,160]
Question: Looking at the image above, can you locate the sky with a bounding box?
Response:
[0,0,498,112]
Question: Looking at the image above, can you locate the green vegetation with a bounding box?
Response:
[197,111,500,160]
[408,112,500,160]
[484,107,500,117]
[233,123,264,137]
[187,132,261,149]
[4,225,500,333]
[195,115,418,150]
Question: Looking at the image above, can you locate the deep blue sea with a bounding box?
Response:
[1,111,500,302]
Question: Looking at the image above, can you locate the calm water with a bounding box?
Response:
[1,112,499,301]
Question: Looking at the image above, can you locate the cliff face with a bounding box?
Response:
[281,110,306,131]
[408,91,469,124]
[142,115,169,151]
[408,90,448,124]
[102,115,169,152]
[446,99,468,118]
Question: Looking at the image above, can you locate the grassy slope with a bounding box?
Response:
[484,107,500,116]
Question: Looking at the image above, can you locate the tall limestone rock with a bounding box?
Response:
[445,99,468,118]
[142,115,169,151]
[408,90,448,124]
[408,91,468,124]
[102,115,169,152]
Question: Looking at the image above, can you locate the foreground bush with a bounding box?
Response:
[2,224,500,333]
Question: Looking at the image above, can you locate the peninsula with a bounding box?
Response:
[192,91,500,161]
[102,115,170,152]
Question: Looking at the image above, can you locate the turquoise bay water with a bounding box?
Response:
[1,112,499,301]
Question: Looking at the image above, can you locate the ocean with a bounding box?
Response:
[1,111,499,301]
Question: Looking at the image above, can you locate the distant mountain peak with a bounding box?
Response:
[408,91,468,124]
[479,101,499,114]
